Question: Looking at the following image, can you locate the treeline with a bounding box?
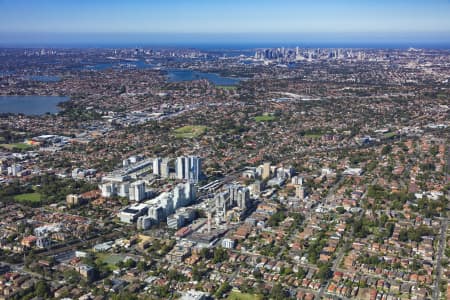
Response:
[0,180,33,201]
[30,174,98,204]
[1,175,97,207]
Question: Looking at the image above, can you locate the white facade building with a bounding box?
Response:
[175,156,202,183]
[129,180,146,202]
[222,238,235,249]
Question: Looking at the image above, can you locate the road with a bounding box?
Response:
[431,145,449,300]
[324,175,345,206]
[432,218,447,300]
[316,174,374,300]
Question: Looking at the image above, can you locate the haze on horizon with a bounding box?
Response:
[1,0,450,47]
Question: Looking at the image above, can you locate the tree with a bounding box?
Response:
[398,229,408,242]
[111,292,138,300]
[213,247,228,264]
[116,260,125,269]
[35,280,50,298]
[214,282,231,298]
[296,268,306,279]
[336,206,346,214]
[124,258,136,269]
[253,269,263,280]
[381,145,392,155]
[267,211,286,227]
[137,261,147,271]
[269,283,288,300]
[317,263,333,281]
[199,248,212,260]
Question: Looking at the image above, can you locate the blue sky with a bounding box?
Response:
[1,0,450,46]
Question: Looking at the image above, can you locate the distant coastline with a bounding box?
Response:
[1,32,450,50]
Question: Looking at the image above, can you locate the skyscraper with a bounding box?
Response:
[262,162,271,180]
[161,158,170,178]
[176,157,185,180]
[188,156,201,183]
[129,180,146,202]
[153,157,162,176]
[296,185,305,200]
[175,156,202,183]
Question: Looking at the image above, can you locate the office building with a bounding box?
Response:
[175,156,202,183]
[118,182,130,198]
[291,176,303,186]
[118,203,149,224]
[250,180,264,196]
[296,185,306,200]
[137,216,153,230]
[215,191,230,222]
[161,158,170,178]
[176,157,185,180]
[7,164,22,177]
[148,206,165,223]
[129,180,146,202]
[153,157,162,176]
[167,214,185,229]
[66,194,86,207]
[236,187,250,210]
[36,237,51,249]
[100,182,117,198]
[187,156,201,183]
[222,238,236,249]
[227,184,251,210]
[262,162,271,180]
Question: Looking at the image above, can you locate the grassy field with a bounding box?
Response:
[216,85,237,90]
[14,192,42,203]
[304,133,323,139]
[254,115,276,122]
[96,253,124,270]
[0,143,34,150]
[384,132,397,139]
[227,292,263,300]
[174,125,207,138]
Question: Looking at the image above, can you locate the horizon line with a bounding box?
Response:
[2,31,450,34]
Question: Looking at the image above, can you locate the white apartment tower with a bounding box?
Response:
[176,156,201,183]
[153,157,162,176]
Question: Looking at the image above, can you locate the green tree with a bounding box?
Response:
[35,280,50,298]
[269,283,288,300]
[214,282,231,298]
[317,263,333,281]
[213,247,229,264]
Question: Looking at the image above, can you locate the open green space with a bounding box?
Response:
[14,192,42,203]
[96,253,125,270]
[227,292,263,300]
[384,132,397,139]
[0,143,34,150]
[254,115,276,122]
[216,85,237,90]
[304,133,323,139]
[174,125,207,138]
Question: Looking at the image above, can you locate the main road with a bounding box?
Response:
[431,145,449,300]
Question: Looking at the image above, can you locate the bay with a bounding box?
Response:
[0,96,69,115]
[167,69,240,85]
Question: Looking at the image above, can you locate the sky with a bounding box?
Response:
[1,0,450,47]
